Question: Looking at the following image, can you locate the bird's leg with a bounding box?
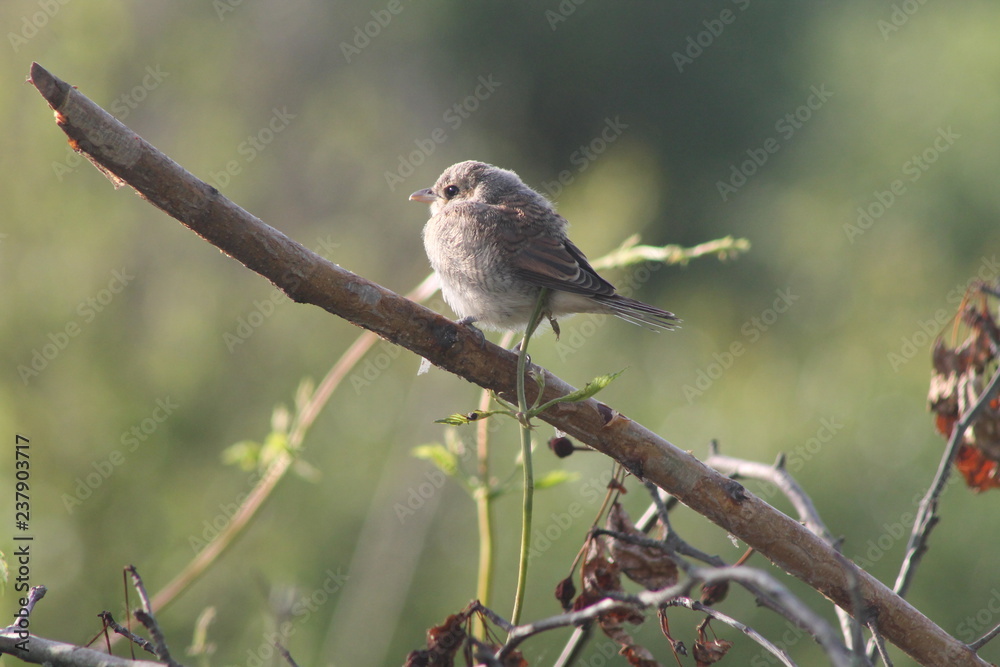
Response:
[508,339,531,365]
[457,316,486,347]
[547,313,561,340]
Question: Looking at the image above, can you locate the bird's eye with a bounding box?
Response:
[443,184,460,199]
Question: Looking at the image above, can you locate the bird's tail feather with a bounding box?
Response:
[596,295,680,331]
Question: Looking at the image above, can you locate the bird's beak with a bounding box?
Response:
[409,188,437,203]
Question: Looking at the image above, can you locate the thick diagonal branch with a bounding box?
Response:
[25,62,988,667]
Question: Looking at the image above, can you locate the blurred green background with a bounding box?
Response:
[3,2,1000,666]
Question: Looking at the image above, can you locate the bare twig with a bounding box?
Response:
[4,585,47,629]
[24,586,47,618]
[499,566,855,667]
[706,442,836,544]
[867,619,893,667]
[970,623,1000,652]
[893,363,1000,598]
[274,642,301,667]
[706,442,858,647]
[26,62,988,667]
[96,611,157,655]
[553,626,592,667]
[468,601,515,634]
[834,549,870,662]
[126,566,182,667]
[664,597,797,667]
[0,631,166,667]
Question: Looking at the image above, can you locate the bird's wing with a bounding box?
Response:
[500,216,617,297]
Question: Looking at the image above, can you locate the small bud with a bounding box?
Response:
[548,436,575,458]
[554,576,576,611]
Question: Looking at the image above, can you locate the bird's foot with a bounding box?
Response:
[547,314,561,340]
[457,316,486,347]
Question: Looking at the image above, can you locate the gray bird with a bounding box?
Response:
[410,160,678,336]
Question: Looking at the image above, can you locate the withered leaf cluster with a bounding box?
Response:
[928,298,1000,491]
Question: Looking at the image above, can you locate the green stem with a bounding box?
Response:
[474,385,495,639]
[510,289,548,629]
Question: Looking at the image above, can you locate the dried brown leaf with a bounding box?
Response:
[606,503,679,591]
[403,611,467,667]
[693,639,733,666]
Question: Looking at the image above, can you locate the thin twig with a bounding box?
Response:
[664,597,798,667]
[500,566,854,666]
[892,363,1000,598]
[636,483,678,533]
[96,612,157,656]
[127,566,182,667]
[3,585,47,631]
[706,443,836,544]
[833,550,871,664]
[970,623,1000,652]
[552,626,592,667]
[867,619,893,667]
[469,601,515,634]
[705,442,856,645]
[274,642,301,667]
[0,631,165,667]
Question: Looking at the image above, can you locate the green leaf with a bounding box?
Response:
[532,369,627,415]
[221,440,261,471]
[260,431,291,467]
[534,469,580,490]
[270,404,291,435]
[436,413,476,426]
[412,443,459,476]
[435,409,509,425]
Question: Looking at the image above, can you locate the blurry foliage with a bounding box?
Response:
[3,1,1000,666]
